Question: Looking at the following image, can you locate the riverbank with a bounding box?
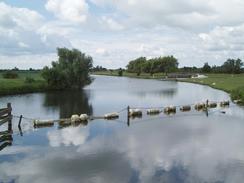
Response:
[93,71,244,104]
[92,71,166,79]
[0,71,49,96]
[184,74,244,104]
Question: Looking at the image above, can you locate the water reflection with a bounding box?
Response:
[43,90,93,118]
[0,117,13,152]
[134,88,177,98]
[1,76,244,183]
[1,114,244,183]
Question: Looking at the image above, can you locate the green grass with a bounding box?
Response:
[0,71,49,96]
[185,74,244,104]
[92,71,166,79]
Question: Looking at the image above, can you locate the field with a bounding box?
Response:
[184,74,244,103]
[0,71,48,96]
[185,74,244,92]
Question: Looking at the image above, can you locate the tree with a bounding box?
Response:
[126,56,178,75]
[222,58,243,74]
[126,57,147,76]
[202,62,211,73]
[118,68,123,76]
[42,48,93,90]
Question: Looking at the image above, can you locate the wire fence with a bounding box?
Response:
[10,100,233,124]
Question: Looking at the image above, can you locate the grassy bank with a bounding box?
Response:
[184,74,244,104]
[0,71,49,96]
[94,71,244,104]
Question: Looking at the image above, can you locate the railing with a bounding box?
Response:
[0,103,13,152]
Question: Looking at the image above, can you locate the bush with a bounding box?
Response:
[25,77,35,83]
[2,71,19,79]
[118,68,123,76]
[231,87,244,104]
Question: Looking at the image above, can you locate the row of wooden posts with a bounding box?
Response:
[0,103,13,152]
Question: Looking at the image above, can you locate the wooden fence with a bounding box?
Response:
[0,103,13,151]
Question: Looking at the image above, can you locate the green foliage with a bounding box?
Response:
[231,87,244,104]
[42,48,93,89]
[127,57,147,75]
[91,65,107,72]
[2,71,19,79]
[222,58,243,74]
[25,77,35,83]
[202,62,212,73]
[203,58,243,74]
[126,56,178,75]
[118,68,123,76]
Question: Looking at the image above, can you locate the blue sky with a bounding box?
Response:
[1,0,244,69]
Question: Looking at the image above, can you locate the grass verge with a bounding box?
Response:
[0,71,49,96]
[184,74,244,104]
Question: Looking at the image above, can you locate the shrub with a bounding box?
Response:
[231,87,244,104]
[118,68,123,76]
[2,71,19,79]
[25,77,35,83]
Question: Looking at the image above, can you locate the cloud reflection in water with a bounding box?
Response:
[1,113,244,183]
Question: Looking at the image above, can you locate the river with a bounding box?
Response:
[0,75,244,183]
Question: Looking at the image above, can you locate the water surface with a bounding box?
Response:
[0,75,244,183]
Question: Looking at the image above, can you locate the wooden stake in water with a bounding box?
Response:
[127,106,130,127]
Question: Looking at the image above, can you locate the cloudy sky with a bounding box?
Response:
[0,0,244,69]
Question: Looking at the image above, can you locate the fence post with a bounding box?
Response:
[7,103,12,116]
[127,106,130,127]
[7,103,12,132]
[205,100,209,117]
[18,115,23,127]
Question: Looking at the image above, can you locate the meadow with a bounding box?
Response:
[0,71,48,96]
[185,74,244,103]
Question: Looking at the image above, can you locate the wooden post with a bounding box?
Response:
[18,115,23,127]
[18,125,23,136]
[7,103,12,132]
[127,106,130,127]
[205,100,209,117]
[7,103,12,116]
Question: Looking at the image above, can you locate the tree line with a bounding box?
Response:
[126,56,244,75]
[201,59,244,74]
[126,56,179,76]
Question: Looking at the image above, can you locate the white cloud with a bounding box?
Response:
[91,0,244,32]
[1,0,244,69]
[95,48,109,56]
[47,126,89,147]
[45,0,89,24]
[99,16,124,31]
[199,24,244,51]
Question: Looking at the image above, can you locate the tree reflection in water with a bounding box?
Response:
[43,90,93,118]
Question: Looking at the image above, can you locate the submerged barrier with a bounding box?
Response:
[104,112,119,120]
[129,109,143,117]
[9,100,232,129]
[147,109,161,115]
[180,105,191,112]
[164,106,176,114]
